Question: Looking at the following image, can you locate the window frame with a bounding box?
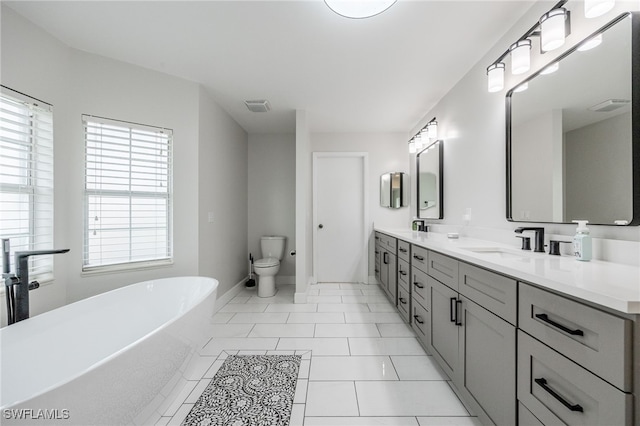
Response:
[82,115,173,273]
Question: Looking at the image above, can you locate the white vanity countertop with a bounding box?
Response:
[375,228,640,314]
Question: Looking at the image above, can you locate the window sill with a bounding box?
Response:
[81,258,174,277]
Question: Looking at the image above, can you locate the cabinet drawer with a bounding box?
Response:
[517,331,632,426]
[459,262,517,325]
[411,297,429,347]
[397,282,411,323]
[428,251,459,290]
[382,234,397,251]
[411,244,429,272]
[411,266,429,309]
[519,283,632,392]
[518,402,544,426]
[397,239,410,263]
[398,258,410,287]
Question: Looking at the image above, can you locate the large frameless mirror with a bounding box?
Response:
[417,141,443,219]
[507,12,639,225]
[380,172,408,209]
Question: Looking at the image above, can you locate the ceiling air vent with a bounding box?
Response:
[244,100,271,113]
[588,99,630,112]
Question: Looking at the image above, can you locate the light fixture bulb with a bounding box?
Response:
[428,121,438,139]
[514,82,529,93]
[487,62,505,93]
[421,128,429,142]
[414,134,423,150]
[540,8,568,52]
[577,34,603,51]
[510,39,532,75]
[585,0,615,18]
[409,140,416,154]
[540,62,559,75]
[324,0,396,19]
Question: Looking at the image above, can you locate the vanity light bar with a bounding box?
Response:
[408,117,438,153]
[486,0,571,93]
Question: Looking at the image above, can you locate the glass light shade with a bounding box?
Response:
[540,62,560,75]
[510,39,532,75]
[577,34,603,51]
[325,0,396,19]
[427,121,438,139]
[409,140,416,154]
[585,0,615,18]
[420,128,429,141]
[540,8,567,52]
[414,134,423,150]
[513,82,529,93]
[487,62,505,93]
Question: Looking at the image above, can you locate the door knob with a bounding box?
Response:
[318,224,324,229]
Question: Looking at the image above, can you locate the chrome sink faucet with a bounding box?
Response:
[2,238,69,325]
[514,227,545,253]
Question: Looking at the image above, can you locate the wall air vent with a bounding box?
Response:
[244,100,271,113]
[588,99,630,112]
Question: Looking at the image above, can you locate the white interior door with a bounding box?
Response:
[313,153,367,283]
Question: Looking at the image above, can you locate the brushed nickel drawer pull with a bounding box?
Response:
[413,281,424,289]
[534,378,584,412]
[399,297,407,305]
[535,313,584,336]
[413,254,425,261]
[413,315,424,324]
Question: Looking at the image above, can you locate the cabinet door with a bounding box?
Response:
[428,276,459,380]
[388,252,397,303]
[457,296,516,426]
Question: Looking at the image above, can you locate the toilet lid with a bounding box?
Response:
[255,257,279,268]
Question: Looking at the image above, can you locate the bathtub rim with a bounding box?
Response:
[0,275,218,409]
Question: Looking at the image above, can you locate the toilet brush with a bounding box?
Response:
[246,253,256,287]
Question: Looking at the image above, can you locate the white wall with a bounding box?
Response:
[198,87,249,296]
[311,133,409,280]
[409,0,640,263]
[295,110,312,300]
[1,6,249,323]
[248,133,296,281]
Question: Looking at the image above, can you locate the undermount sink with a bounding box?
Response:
[460,247,530,259]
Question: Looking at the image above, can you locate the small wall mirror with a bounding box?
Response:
[380,172,408,208]
[507,12,639,225]
[417,141,443,219]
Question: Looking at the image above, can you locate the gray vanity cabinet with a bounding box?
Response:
[375,232,397,304]
[426,252,517,426]
[457,295,516,426]
[427,275,460,379]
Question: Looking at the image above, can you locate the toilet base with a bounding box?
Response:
[257,275,276,298]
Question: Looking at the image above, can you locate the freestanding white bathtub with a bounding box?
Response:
[0,276,218,425]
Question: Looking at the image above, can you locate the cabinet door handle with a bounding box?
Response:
[455,300,462,326]
[534,378,584,412]
[399,248,407,253]
[413,315,424,324]
[375,268,379,273]
[413,254,425,261]
[413,281,424,289]
[399,270,407,276]
[383,252,389,264]
[450,297,457,322]
[375,250,379,254]
[535,313,584,336]
[399,297,407,305]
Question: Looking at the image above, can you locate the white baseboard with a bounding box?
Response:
[294,289,308,304]
[213,277,247,313]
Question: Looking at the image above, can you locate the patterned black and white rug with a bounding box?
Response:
[181,355,302,426]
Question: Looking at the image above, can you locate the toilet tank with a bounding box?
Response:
[260,236,286,260]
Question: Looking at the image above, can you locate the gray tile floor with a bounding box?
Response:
[155,283,481,426]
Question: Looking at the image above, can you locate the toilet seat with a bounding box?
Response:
[255,257,279,268]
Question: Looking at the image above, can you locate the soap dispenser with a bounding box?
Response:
[572,220,592,261]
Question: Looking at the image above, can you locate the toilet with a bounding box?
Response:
[254,235,286,297]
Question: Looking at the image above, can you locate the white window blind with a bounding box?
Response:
[0,90,54,280]
[83,115,173,271]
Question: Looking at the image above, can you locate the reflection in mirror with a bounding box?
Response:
[380,172,408,208]
[507,12,639,225]
[417,141,443,219]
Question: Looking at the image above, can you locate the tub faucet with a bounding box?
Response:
[514,227,545,253]
[2,238,70,325]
